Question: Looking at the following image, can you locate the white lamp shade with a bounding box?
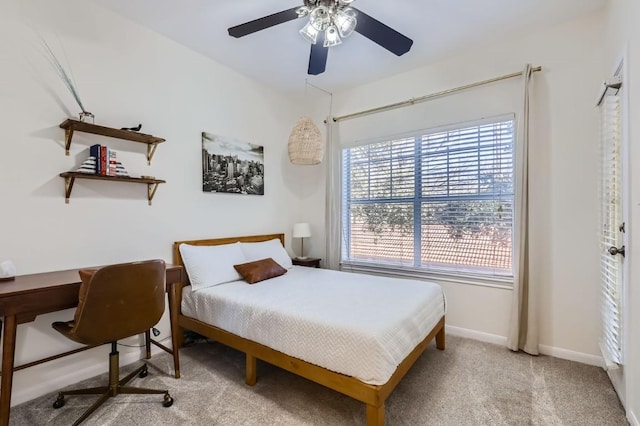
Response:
[323,25,342,47]
[335,8,357,38]
[299,21,319,44]
[293,223,312,238]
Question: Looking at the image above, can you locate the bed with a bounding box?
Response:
[168,233,446,426]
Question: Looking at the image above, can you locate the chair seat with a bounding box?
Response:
[52,320,75,339]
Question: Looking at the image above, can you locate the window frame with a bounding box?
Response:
[340,114,517,287]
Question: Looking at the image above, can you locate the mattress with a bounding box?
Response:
[181,266,445,385]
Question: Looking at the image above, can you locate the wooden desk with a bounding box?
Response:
[0,264,183,426]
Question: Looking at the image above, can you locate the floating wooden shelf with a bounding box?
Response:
[59,118,167,205]
[60,119,165,164]
[60,172,166,205]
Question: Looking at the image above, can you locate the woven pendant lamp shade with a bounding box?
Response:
[288,116,324,165]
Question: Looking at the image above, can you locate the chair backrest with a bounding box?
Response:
[70,259,166,345]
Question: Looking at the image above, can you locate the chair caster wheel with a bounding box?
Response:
[53,395,65,409]
[139,365,148,378]
[163,393,174,408]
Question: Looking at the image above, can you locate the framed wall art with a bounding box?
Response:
[202,132,264,195]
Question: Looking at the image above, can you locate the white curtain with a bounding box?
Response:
[507,64,538,354]
[324,117,342,270]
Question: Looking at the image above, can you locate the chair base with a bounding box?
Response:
[53,345,173,426]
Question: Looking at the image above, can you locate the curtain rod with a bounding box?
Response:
[332,66,542,123]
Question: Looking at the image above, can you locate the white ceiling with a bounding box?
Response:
[91,0,606,96]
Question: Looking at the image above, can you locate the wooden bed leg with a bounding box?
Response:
[366,403,384,426]
[246,354,257,386]
[168,282,183,378]
[436,326,445,350]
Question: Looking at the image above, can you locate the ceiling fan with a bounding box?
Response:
[228,0,414,75]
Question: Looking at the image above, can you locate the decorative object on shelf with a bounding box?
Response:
[41,38,93,122]
[293,222,312,259]
[288,116,324,165]
[76,156,97,174]
[79,111,95,123]
[115,161,129,177]
[202,132,265,195]
[0,260,16,282]
[121,124,142,132]
[75,154,129,177]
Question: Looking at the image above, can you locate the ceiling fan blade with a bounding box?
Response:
[353,8,413,56]
[228,7,301,38]
[308,35,328,75]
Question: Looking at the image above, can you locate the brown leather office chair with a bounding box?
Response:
[51,259,173,425]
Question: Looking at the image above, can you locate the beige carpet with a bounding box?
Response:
[10,335,628,425]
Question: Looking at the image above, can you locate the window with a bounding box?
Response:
[341,115,515,280]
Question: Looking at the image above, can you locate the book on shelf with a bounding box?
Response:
[108,149,117,176]
[83,145,128,177]
[100,146,108,175]
[89,144,101,174]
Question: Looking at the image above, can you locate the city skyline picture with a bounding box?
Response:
[202,132,265,195]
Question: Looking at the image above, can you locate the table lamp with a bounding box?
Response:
[293,223,312,259]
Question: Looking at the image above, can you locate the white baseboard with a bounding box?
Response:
[445,325,508,346]
[628,409,639,426]
[445,325,604,367]
[11,345,166,407]
[538,344,604,367]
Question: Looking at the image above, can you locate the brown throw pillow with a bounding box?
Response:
[233,258,286,284]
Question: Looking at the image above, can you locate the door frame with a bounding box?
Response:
[605,50,629,409]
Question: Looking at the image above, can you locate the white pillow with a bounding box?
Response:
[179,242,247,291]
[241,239,293,269]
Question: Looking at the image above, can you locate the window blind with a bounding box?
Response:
[599,93,623,367]
[342,115,515,279]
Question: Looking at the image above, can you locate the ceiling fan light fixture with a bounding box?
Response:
[299,21,320,44]
[309,5,330,31]
[300,1,357,48]
[334,8,357,37]
[323,25,342,47]
[227,0,414,76]
[296,6,311,17]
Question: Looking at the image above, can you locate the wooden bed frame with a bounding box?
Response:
[168,233,445,426]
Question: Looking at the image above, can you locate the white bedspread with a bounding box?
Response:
[181,266,445,385]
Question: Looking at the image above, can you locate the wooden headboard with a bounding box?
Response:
[172,233,285,278]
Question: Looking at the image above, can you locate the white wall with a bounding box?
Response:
[1,0,630,418]
[327,10,607,361]
[0,0,304,406]
[603,1,640,424]
[285,89,330,261]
